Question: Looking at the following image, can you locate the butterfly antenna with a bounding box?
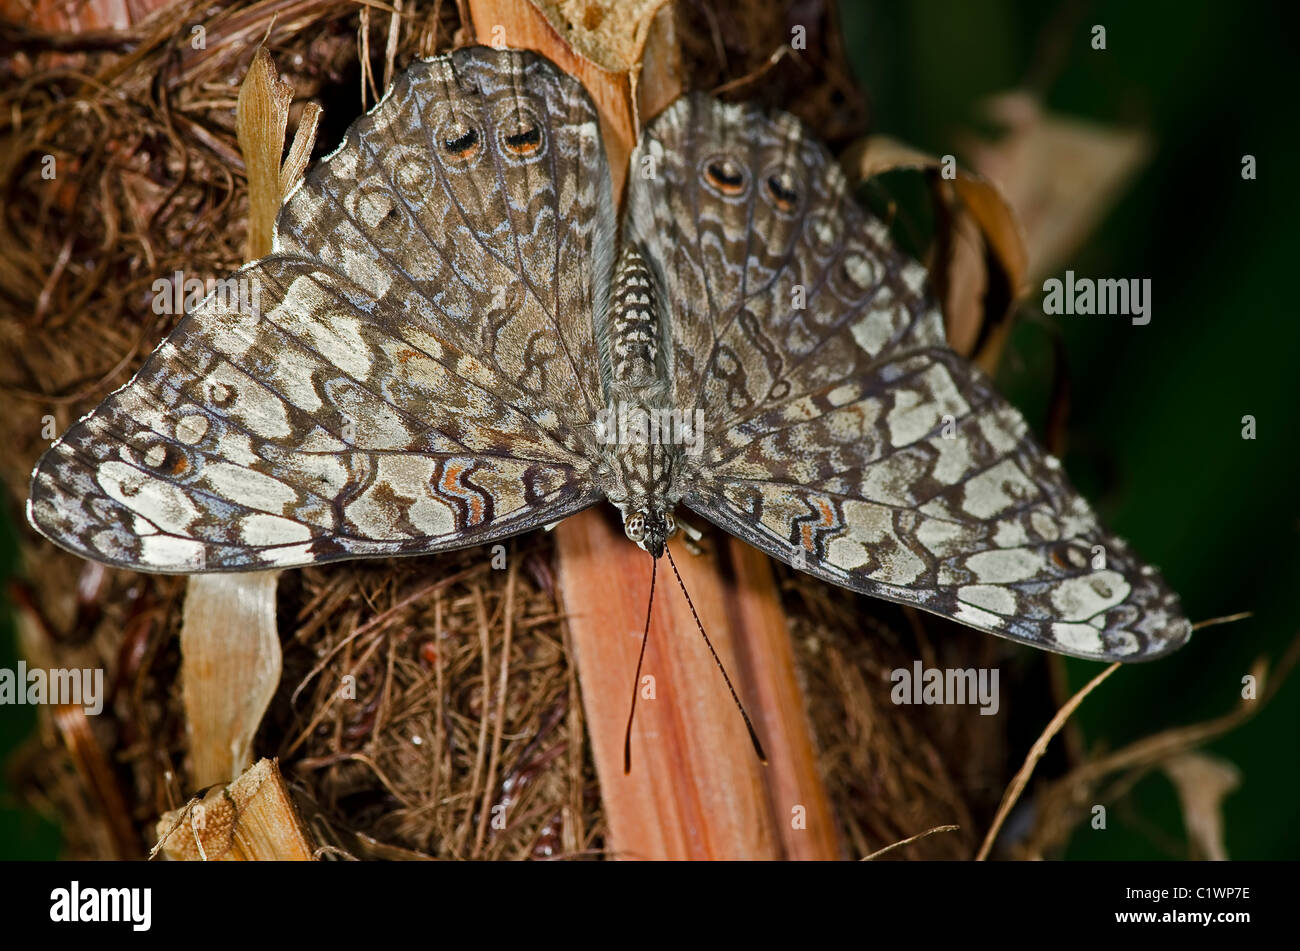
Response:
[665,546,767,765]
[623,556,656,774]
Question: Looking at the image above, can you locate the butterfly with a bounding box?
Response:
[27,46,1190,664]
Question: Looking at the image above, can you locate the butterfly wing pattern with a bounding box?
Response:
[28,47,1190,663]
[625,94,1190,661]
[28,48,610,572]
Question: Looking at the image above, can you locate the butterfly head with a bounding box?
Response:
[623,508,677,559]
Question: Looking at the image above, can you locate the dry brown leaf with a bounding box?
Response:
[960,90,1151,283]
[154,758,314,860]
[841,134,1029,371]
[53,703,139,859]
[235,47,294,260]
[528,0,672,73]
[280,102,324,199]
[181,572,282,786]
[1163,752,1240,861]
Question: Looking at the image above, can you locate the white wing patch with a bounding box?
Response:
[240,513,314,545]
[202,462,300,514]
[97,461,200,534]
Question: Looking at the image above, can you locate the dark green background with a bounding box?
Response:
[841,0,1300,859]
[3,0,1296,859]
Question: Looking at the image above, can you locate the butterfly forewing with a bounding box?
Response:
[625,95,1191,661]
[275,47,612,430]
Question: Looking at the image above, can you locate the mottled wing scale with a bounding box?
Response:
[626,94,1191,661]
[28,48,610,572]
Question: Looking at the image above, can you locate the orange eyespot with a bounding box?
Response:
[143,442,188,475]
[766,172,799,212]
[704,158,746,196]
[504,125,541,155]
[442,127,479,159]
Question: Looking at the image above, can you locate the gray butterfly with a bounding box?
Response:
[27,46,1191,662]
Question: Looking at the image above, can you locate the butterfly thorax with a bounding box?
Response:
[597,244,682,556]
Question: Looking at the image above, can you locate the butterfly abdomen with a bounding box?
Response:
[597,244,681,514]
[608,243,666,389]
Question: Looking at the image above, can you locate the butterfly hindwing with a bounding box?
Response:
[28,48,610,572]
[628,95,1190,661]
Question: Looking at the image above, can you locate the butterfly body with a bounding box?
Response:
[27,47,1191,663]
[599,245,682,558]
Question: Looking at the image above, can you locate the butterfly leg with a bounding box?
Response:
[673,513,707,556]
